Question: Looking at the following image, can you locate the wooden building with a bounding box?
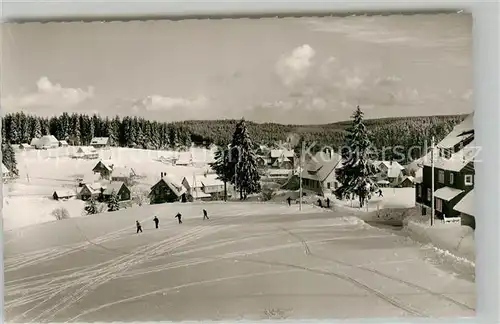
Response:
[102,182,131,201]
[415,113,475,222]
[90,137,111,149]
[52,190,76,200]
[149,176,187,204]
[300,150,342,196]
[92,161,113,179]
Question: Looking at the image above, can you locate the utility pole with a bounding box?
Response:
[431,136,435,227]
[299,152,303,211]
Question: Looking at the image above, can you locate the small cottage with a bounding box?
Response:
[111,167,134,184]
[181,176,212,201]
[53,190,77,200]
[93,161,114,179]
[30,138,40,147]
[269,149,295,169]
[90,137,111,149]
[102,182,131,201]
[175,152,193,166]
[59,140,69,147]
[78,183,104,201]
[74,146,99,159]
[149,176,187,204]
[398,176,415,188]
[35,135,59,149]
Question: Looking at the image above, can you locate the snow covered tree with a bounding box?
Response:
[229,119,261,200]
[209,145,233,201]
[31,118,42,139]
[84,197,99,215]
[107,190,120,212]
[335,106,378,207]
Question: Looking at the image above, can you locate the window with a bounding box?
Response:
[327,182,331,189]
[417,185,422,198]
[465,174,473,186]
[449,173,454,185]
[435,198,443,212]
[427,188,431,201]
[438,170,445,184]
[334,182,339,189]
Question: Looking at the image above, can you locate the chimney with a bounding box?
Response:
[161,172,164,178]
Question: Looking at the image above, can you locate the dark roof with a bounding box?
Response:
[151,178,186,197]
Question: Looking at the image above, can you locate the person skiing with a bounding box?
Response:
[378,189,384,197]
[286,197,291,206]
[317,199,323,208]
[203,209,209,220]
[136,220,143,233]
[153,216,159,229]
[175,212,183,224]
[326,197,330,208]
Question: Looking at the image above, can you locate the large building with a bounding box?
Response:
[415,113,475,225]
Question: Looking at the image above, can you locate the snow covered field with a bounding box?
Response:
[3,146,216,231]
[4,204,475,322]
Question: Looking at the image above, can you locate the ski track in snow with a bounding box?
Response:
[5,210,475,322]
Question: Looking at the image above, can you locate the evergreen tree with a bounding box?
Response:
[107,190,120,212]
[230,119,261,200]
[84,197,99,215]
[2,142,18,176]
[69,115,81,145]
[32,118,42,139]
[335,106,378,207]
[209,145,233,201]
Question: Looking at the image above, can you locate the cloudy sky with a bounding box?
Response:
[1,13,472,124]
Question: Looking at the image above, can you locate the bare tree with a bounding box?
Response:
[52,207,70,220]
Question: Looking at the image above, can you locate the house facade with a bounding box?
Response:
[149,177,187,204]
[90,137,111,149]
[269,149,295,169]
[92,161,113,179]
[373,161,405,186]
[300,150,342,196]
[102,182,131,201]
[415,113,475,222]
[53,190,76,200]
[111,167,134,184]
[78,183,103,201]
[34,135,59,149]
[74,146,99,159]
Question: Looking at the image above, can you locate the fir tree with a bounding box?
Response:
[335,106,378,207]
[84,197,99,215]
[32,118,42,139]
[107,190,120,212]
[209,145,234,201]
[230,119,261,200]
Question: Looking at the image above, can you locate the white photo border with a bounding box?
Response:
[1,1,498,323]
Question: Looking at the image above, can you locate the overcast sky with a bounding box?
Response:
[1,13,472,124]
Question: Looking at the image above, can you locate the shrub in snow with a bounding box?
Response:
[107,190,120,212]
[52,207,70,220]
[260,186,276,202]
[131,187,150,206]
[84,197,99,215]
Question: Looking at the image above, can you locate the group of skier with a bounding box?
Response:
[135,208,209,234]
[285,196,331,208]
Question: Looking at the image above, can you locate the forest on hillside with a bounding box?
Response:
[1,111,466,163]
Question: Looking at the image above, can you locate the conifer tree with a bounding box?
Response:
[32,118,42,139]
[229,119,261,200]
[335,106,378,207]
[210,145,234,201]
[107,190,120,212]
[84,197,99,215]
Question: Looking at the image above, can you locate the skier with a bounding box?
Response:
[317,199,323,208]
[136,220,143,233]
[175,212,183,224]
[286,197,291,206]
[326,197,330,208]
[153,216,159,229]
[203,209,209,220]
[378,189,384,197]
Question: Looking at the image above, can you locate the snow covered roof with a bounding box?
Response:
[268,169,292,176]
[38,135,59,146]
[2,163,10,174]
[53,189,76,197]
[434,186,464,201]
[19,143,31,148]
[90,137,110,145]
[402,176,415,182]
[112,167,132,178]
[270,149,295,158]
[59,140,68,144]
[422,140,476,172]
[200,174,224,186]
[102,182,127,195]
[93,160,113,171]
[182,176,204,189]
[189,188,212,198]
[387,166,403,178]
[376,161,405,171]
[30,138,40,146]
[77,146,98,154]
[152,177,187,197]
[377,180,390,184]
[454,189,474,216]
[301,151,342,182]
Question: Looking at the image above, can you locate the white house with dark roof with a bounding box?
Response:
[269,149,295,169]
[300,150,342,196]
[90,137,111,149]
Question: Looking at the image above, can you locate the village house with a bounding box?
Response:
[92,160,114,179]
[269,149,295,169]
[78,183,104,201]
[454,189,475,229]
[30,138,40,147]
[149,175,187,204]
[265,169,293,182]
[111,167,135,184]
[256,156,270,168]
[90,137,111,149]
[415,113,475,223]
[102,182,131,202]
[59,140,69,147]
[199,173,225,200]
[182,176,212,201]
[18,143,33,150]
[300,150,342,196]
[373,160,405,186]
[34,135,59,149]
[175,152,193,166]
[52,189,77,201]
[398,176,416,188]
[73,146,99,159]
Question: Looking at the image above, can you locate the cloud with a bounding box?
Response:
[276,44,316,86]
[132,95,208,112]
[1,77,94,111]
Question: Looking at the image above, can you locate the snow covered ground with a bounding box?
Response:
[4,205,475,322]
[3,146,216,231]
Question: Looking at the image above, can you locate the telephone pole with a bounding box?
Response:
[431,136,435,227]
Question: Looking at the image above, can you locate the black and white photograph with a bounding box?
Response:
[2,13,475,322]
